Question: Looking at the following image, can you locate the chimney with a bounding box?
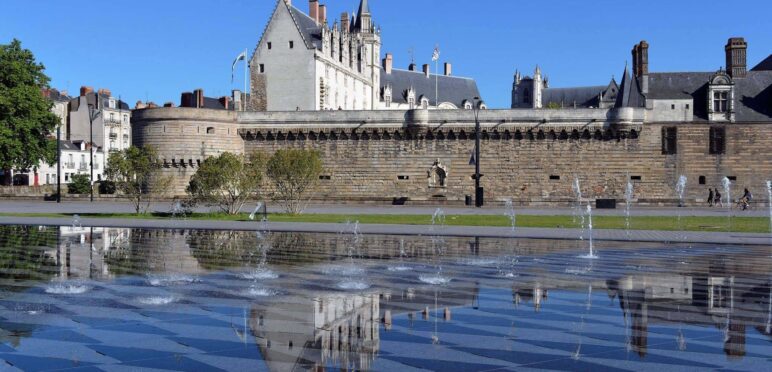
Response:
[218,96,230,110]
[97,88,111,97]
[80,86,94,97]
[309,0,319,23]
[725,37,747,78]
[194,89,204,108]
[180,92,194,107]
[135,100,146,110]
[631,40,649,77]
[444,62,452,76]
[284,0,291,6]
[408,63,416,71]
[383,53,393,74]
[319,4,327,24]
[163,102,175,108]
[232,89,243,111]
[423,64,430,77]
[341,12,349,32]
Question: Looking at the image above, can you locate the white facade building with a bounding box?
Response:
[249,0,481,111]
[31,140,105,186]
[69,87,131,153]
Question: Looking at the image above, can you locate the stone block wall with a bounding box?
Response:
[133,107,772,205]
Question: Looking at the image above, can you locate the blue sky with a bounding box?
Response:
[2,0,770,108]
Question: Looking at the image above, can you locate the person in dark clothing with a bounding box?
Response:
[714,188,723,207]
[740,188,752,210]
[707,188,714,207]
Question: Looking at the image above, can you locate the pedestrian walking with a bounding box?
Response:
[714,188,723,207]
[707,188,714,207]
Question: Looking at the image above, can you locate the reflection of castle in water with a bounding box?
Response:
[249,285,480,371]
[513,254,772,360]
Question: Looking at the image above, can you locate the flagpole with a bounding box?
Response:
[243,48,248,99]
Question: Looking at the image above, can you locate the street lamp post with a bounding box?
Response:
[472,96,483,207]
[56,123,61,203]
[87,99,101,203]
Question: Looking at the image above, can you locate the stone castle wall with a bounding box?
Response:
[132,107,772,205]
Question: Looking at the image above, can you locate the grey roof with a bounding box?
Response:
[380,68,481,108]
[59,140,102,152]
[751,54,772,71]
[542,86,606,108]
[646,70,772,121]
[43,88,71,103]
[616,67,645,108]
[287,5,324,50]
[69,93,129,112]
[202,97,235,111]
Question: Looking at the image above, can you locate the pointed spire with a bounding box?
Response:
[534,65,541,78]
[358,0,370,15]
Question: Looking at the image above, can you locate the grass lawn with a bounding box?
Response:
[0,212,768,233]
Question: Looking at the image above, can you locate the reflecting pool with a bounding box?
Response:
[0,225,770,371]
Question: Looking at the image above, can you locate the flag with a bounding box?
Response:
[231,50,247,83]
[432,46,440,62]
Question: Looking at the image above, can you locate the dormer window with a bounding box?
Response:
[713,91,728,112]
[707,70,735,122]
[383,87,392,108]
[421,97,429,109]
[109,99,115,109]
[407,89,416,109]
[463,100,472,110]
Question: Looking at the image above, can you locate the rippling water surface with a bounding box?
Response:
[0,225,770,371]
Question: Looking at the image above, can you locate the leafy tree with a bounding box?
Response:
[266,148,323,214]
[0,39,59,179]
[187,151,267,215]
[105,146,171,214]
[545,102,562,109]
[67,173,91,194]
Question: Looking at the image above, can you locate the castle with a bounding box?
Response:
[247,0,482,111]
[132,0,772,206]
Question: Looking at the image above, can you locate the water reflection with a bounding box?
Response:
[0,226,769,370]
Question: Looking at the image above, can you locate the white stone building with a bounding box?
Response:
[31,140,105,186]
[249,0,482,111]
[68,87,131,153]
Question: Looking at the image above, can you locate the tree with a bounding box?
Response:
[0,39,59,181]
[105,146,171,214]
[187,152,267,215]
[266,148,323,214]
[67,173,91,194]
[545,102,562,109]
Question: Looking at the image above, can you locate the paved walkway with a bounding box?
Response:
[0,200,767,217]
[1,215,770,246]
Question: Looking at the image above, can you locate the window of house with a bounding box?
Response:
[671,104,676,110]
[713,91,728,112]
[699,176,706,185]
[408,97,415,109]
[289,41,294,49]
[709,127,726,154]
[384,94,391,108]
[661,127,677,155]
[123,114,128,123]
[259,64,265,73]
[685,104,690,110]
[421,98,429,109]
[267,42,272,50]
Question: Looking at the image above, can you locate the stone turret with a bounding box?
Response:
[533,65,543,109]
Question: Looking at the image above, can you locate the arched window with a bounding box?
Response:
[421,97,429,109]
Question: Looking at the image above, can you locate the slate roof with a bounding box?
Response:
[646,70,772,121]
[542,86,607,108]
[288,5,324,50]
[751,54,772,71]
[202,97,235,111]
[59,140,102,152]
[69,93,130,112]
[380,68,482,108]
[616,67,645,108]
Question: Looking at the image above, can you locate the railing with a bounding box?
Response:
[64,162,75,169]
[78,163,88,171]
[104,118,123,125]
[109,132,118,139]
